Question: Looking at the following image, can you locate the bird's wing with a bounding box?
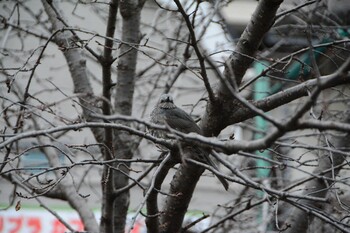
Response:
[164,107,201,134]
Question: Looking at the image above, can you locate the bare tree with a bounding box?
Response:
[1,0,350,233]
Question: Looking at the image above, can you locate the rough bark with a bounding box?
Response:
[146,154,177,233]
[160,150,205,233]
[202,0,284,136]
[159,1,284,232]
[41,1,102,232]
[41,0,105,143]
[99,0,119,232]
[111,1,145,233]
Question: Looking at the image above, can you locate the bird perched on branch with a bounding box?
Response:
[150,93,229,190]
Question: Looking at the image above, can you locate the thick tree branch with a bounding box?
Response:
[111,1,145,233]
[228,70,350,125]
[160,149,205,233]
[99,1,118,232]
[41,1,103,231]
[41,0,104,143]
[222,0,284,87]
[201,0,284,136]
[145,152,177,233]
[159,1,284,231]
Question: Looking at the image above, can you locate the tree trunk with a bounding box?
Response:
[99,0,118,232]
[111,1,145,233]
[159,1,283,232]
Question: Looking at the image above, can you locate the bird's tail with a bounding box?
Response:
[204,154,229,191]
[195,147,229,191]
